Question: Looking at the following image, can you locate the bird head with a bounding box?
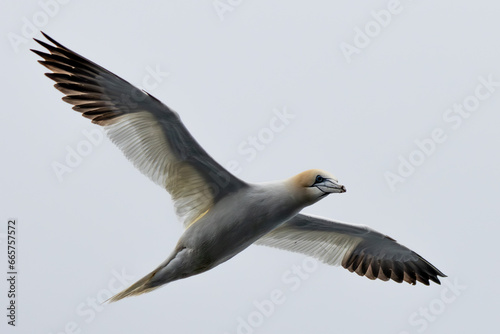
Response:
[289,169,346,205]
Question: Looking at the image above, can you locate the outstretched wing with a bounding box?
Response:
[255,213,446,285]
[32,32,247,227]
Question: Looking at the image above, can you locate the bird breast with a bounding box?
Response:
[178,183,302,267]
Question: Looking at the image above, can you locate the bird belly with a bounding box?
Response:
[178,193,300,271]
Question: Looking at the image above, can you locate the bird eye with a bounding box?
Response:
[315,175,324,183]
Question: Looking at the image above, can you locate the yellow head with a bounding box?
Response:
[288,169,346,205]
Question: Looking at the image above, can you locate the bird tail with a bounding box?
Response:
[106,268,161,303]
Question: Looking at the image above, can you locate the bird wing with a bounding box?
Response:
[255,213,446,285]
[32,32,247,227]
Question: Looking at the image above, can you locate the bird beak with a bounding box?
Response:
[316,179,346,194]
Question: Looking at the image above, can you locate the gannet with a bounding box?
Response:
[32,33,445,302]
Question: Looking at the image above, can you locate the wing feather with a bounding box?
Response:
[32,32,247,226]
[256,213,446,285]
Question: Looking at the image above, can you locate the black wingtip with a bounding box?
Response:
[40,31,59,46]
[32,38,43,47]
[31,39,47,55]
[32,33,53,56]
[33,38,56,52]
[30,49,49,59]
[32,31,65,50]
[429,276,442,285]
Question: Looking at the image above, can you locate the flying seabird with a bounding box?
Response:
[31,33,446,302]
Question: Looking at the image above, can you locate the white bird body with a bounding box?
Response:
[180,182,298,263]
[146,177,328,293]
[31,33,446,303]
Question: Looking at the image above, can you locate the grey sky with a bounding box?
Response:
[1,1,498,333]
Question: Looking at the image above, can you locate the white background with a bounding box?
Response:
[1,1,498,333]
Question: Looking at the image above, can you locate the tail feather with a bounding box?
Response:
[106,268,160,303]
[106,248,188,303]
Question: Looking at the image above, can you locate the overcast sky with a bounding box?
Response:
[2,1,499,333]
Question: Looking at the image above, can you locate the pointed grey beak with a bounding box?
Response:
[316,179,346,194]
